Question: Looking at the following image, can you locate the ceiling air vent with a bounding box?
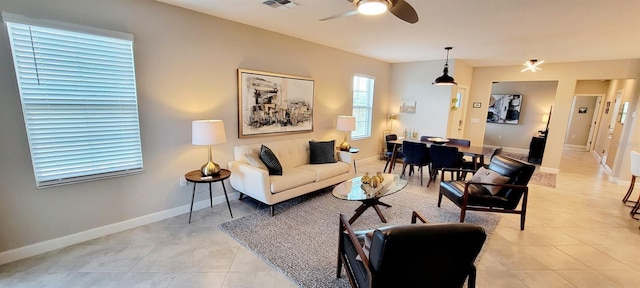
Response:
[263,0,301,9]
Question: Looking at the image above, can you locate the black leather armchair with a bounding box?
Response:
[439,155,535,230]
[337,211,487,288]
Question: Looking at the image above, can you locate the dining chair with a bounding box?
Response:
[383,134,404,172]
[420,135,438,142]
[428,145,464,187]
[401,141,431,185]
[624,151,640,219]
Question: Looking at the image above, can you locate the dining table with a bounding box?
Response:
[386,138,494,173]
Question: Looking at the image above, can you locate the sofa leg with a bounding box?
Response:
[238,193,244,200]
[270,205,275,216]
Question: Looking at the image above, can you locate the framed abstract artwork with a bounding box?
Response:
[237,69,314,138]
[487,94,522,124]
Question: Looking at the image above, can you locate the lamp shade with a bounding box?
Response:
[541,114,549,123]
[336,116,356,131]
[192,120,227,145]
[433,47,457,86]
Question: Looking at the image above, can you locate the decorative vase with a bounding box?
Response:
[376,171,384,183]
[370,174,381,188]
[361,172,371,184]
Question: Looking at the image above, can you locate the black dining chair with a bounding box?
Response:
[401,141,431,185]
[420,135,439,142]
[429,145,465,187]
[384,134,404,172]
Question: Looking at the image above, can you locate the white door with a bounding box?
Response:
[448,86,468,139]
[585,96,602,151]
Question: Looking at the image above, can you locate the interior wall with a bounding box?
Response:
[388,59,472,142]
[484,81,557,150]
[467,60,640,173]
[565,96,597,147]
[0,0,391,253]
[388,61,454,138]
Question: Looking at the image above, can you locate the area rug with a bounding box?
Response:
[219,189,500,288]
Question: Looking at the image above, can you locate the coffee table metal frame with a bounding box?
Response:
[332,174,408,224]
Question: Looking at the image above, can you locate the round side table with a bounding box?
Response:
[184,169,232,223]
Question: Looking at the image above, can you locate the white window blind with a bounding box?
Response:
[4,16,143,188]
[352,75,375,139]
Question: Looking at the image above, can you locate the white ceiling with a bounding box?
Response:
[157,0,640,67]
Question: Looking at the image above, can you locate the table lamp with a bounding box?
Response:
[388,114,397,133]
[336,116,356,151]
[192,120,227,176]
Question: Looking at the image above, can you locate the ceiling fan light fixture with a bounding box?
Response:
[433,47,457,86]
[356,0,389,15]
[521,59,544,72]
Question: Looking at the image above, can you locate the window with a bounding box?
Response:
[3,13,143,188]
[352,75,375,139]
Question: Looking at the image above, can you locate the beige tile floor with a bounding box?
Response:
[1,149,639,287]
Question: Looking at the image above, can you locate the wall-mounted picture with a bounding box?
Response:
[578,107,588,114]
[238,69,314,138]
[487,94,522,124]
[400,100,416,114]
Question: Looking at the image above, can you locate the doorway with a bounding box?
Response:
[448,85,468,139]
[564,95,602,151]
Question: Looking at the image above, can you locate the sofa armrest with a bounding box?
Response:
[228,161,272,204]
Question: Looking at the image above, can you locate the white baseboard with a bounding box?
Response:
[564,144,586,151]
[0,193,238,266]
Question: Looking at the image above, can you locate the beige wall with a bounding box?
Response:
[566,96,598,146]
[467,60,640,172]
[484,81,557,150]
[388,59,473,141]
[0,0,390,253]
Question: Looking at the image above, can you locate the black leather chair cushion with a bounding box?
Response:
[365,223,486,288]
[440,180,511,208]
[440,155,534,210]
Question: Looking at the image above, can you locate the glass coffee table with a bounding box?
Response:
[332,174,408,224]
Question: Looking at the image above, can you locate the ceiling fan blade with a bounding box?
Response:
[319,10,359,21]
[389,0,419,23]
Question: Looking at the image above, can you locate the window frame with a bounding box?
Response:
[3,12,143,188]
[351,74,375,140]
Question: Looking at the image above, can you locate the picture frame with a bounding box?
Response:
[473,102,481,108]
[486,94,522,124]
[238,69,314,138]
[400,100,416,114]
[578,107,587,114]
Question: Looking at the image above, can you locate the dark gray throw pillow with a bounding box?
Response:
[309,140,337,164]
[259,145,283,175]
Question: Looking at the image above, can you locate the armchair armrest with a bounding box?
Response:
[339,214,370,267]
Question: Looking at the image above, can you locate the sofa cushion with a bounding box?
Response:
[470,167,510,195]
[309,140,337,164]
[244,148,267,170]
[299,161,351,181]
[270,168,317,193]
[260,145,283,175]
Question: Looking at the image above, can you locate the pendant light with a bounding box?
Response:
[433,47,457,86]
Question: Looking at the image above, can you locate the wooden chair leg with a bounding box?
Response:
[460,206,467,223]
[437,191,443,207]
[623,176,637,206]
[631,195,640,220]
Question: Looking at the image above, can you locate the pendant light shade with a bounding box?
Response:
[433,47,457,86]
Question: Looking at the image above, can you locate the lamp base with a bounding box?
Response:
[339,140,351,151]
[201,161,220,176]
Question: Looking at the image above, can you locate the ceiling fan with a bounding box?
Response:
[319,0,419,24]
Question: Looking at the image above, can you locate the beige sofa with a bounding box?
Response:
[228,138,355,215]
